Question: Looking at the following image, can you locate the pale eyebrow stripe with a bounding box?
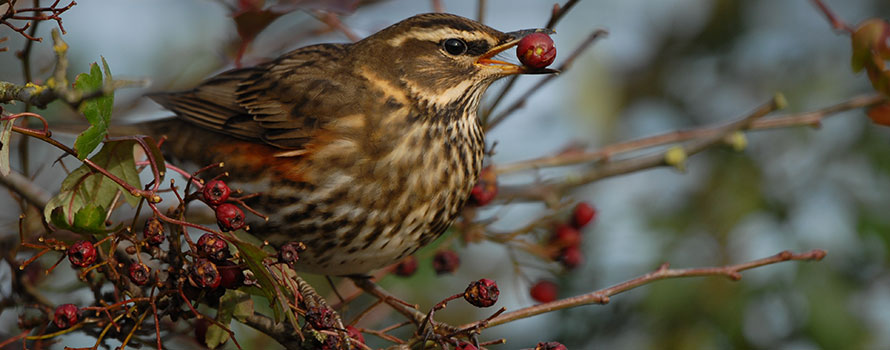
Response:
[386,28,491,46]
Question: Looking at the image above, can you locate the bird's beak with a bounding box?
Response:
[475,28,559,75]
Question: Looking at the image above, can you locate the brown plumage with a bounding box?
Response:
[144,13,555,275]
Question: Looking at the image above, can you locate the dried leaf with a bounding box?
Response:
[0,118,12,176]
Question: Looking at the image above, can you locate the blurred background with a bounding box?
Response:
[2,0,890,349]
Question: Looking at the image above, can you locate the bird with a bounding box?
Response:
[142,13,556,276]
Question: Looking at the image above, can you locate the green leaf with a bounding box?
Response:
[44,140,142,230]
[73,205,106,234]
[206,290,250,349]
[141,136,166,178]
[230,237,298,328]
[73,57,114,159]
[0,118,12,176]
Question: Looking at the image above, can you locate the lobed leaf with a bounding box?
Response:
[73,57,114,159]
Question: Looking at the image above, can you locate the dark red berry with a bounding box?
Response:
[190,258,221,289]
[469,166,497,206]
[53,304,79,329]
[67,240,97,268]
[393,255,418,277]
[572,202,597,228]
[197,233,230,261]
[559,246,584,270]
[346,325,365,344]
[305,306,335,330]
[143,217,165,245]
[456,342,478,350]
[536,341,568,350]
[215,203,245,232]
[517,33,556,69]
[432,250,460,275]
[530,280,558,303]
[278,241,306,266]
[217,260,244,289]
[551,224,581,248]
[128,263,151,286]
[202,180,232,205]
[464,278,499,308]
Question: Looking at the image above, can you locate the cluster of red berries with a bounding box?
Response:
[188,233,244,290]
[391,249,462,277]
[202,180,246,232]
[528,202,597,303]
[550,202,596,270]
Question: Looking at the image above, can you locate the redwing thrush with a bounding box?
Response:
[143,13,555,275]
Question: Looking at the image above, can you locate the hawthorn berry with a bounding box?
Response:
[278,241,306,267]
[215,203,245,232]
[469,166,497,206]
[394,255,418,277]
[68,240,97,268]
[128,263,151,286]
[432,250,460,275]
[456,342,478,350]
[572,202,597,228]
[190,258,221,289]
[535,341,568,350]
[517,33,556,69]
[143,216,165,245]
[53,304,79,329]
[305,306,335,330]
[464,278,499,308]
[559,246,584,270]
[530,280,559,303]
[197,233,230,261]
[217,260,244,289]
[202,180,232,205]
[551,224,582,248]
[346,325,365,344]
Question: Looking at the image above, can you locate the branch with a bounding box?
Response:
[810,0,854,34]
[0,29,148,109]
[497,93,886,203]
[0,168,50,208]
[467,249,827,330]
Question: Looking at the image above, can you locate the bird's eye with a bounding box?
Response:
[442,38,467,55]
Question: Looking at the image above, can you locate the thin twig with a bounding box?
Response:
[810,0,854,33]
[465,249,826,330]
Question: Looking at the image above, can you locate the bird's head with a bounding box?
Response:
[351,13,556,115]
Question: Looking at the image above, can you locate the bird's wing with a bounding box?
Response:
[148,43,353,150]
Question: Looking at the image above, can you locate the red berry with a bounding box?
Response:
[517,33,556,69]
[393,255,418,277]
[215,203,245,232]
[572,202,597,228]
[469,166,497,206]
[190,258,221,289]
[53,304,79,329]
[68,240,97,268]
[456,342,478,350]
[559,246,584,270]
[278,241,306,266]
[128,263,151,286]
[202,180,231,205]
[432,250,461,275]
[346,325,365,344]
[217,260,245,289]
[551,224,581,248]
[464,278,499,308]
[305,306,335,330]
[530,280,559,303]
[197,233,230,261]
[143,217,165,245]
